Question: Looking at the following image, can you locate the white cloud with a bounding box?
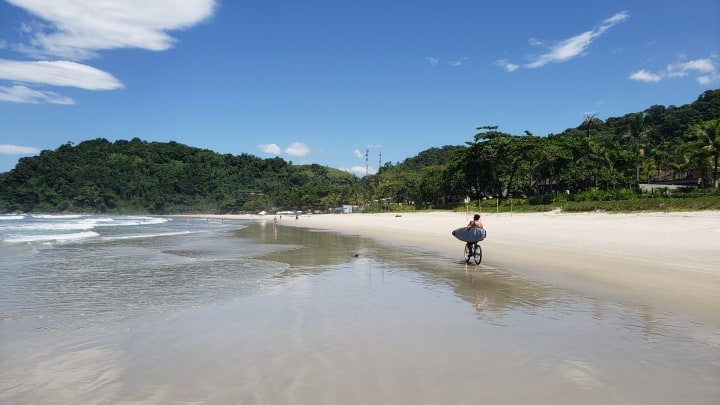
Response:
[629,57,718,84]
[285,142,311,157]
[258,142,312,158]
[0,59,122,90]
[495,59,519,72]
[602,11,629,26]
[525,11,628,69]
[525,31,595,68]
[1,0,216,104]
[629,69,662,82]
[257,143,281,155]
[0,85,74,104]
[448,57,469,67]
[425,56,468,68]
[697,76,712,85]
[499,11,629,71]
[7,0,216,60]
[341,166,376,176]
[0,144,41,154]
[353,149,364,159]
[666,59,715,78]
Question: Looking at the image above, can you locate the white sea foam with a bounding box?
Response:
[95,217,169,227]
[4,216,167,232]
[102,231,192,241]
[0,215,174,246]
[6,218,105,232]
[30,214,84,219]
[5,231,100,243]
[0,215,25,220]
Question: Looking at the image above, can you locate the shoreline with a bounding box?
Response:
[195,210,720,326]
[4,211,719,403]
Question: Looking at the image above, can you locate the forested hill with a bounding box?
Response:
[371,89,719,206]
[1,89,718,214]
[0,139,359,214]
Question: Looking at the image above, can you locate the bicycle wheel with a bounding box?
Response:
[473,244,482,264]
[464,244,472,263]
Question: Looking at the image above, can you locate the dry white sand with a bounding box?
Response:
[242,210,720,326]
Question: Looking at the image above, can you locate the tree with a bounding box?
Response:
[580,113,603,137]
[624,112,649,187]
[685,119,720,189]
[577,136,609,189]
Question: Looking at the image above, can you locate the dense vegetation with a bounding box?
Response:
[1,89,718,214]
[0,139,359,214]
[370,89,720,211]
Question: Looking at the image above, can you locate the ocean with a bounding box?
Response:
[1,214,718,404]
[0,215,289,332]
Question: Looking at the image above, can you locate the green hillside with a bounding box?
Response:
[1,89,718,214]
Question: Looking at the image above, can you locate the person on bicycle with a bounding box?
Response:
[465,213,485,252]
[466,213,484,231]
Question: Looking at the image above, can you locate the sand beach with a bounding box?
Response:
[230,209,720,327]
[2,210,719,403]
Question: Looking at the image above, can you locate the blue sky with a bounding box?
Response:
[1,0,718,175]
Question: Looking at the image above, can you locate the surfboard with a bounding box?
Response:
[452,227,486,242]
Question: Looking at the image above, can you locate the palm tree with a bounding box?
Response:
[624,113,648,188]
[577,136,603,188]
[685,119,720,189]
[582,113,602,137]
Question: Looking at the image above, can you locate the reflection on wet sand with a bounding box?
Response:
[244,222,719,403]
[3,220,716,404]
[253,221,716,341]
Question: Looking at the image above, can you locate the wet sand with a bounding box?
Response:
[104,219,720,403]
[146,210,720,404]
[4,212,719,403]
[268,210,720,327]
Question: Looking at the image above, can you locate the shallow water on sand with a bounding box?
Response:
[1,218,718,404]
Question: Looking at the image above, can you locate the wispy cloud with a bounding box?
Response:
[426,57,469,67]
[495,59,519,72]
[0,85,74,104]
[497,11,629,71]
[286,142,311,157]
[0,59,122,90]
[0,0,216,104]
[448,57,469,67]
[257,143,281,155]
[630,57,718,84]
[0,144,41,155]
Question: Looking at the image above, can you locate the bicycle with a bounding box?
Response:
[464,241,482,265]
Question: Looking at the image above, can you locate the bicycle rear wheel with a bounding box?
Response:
[464,244,472,263]
[473,244,482,264]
